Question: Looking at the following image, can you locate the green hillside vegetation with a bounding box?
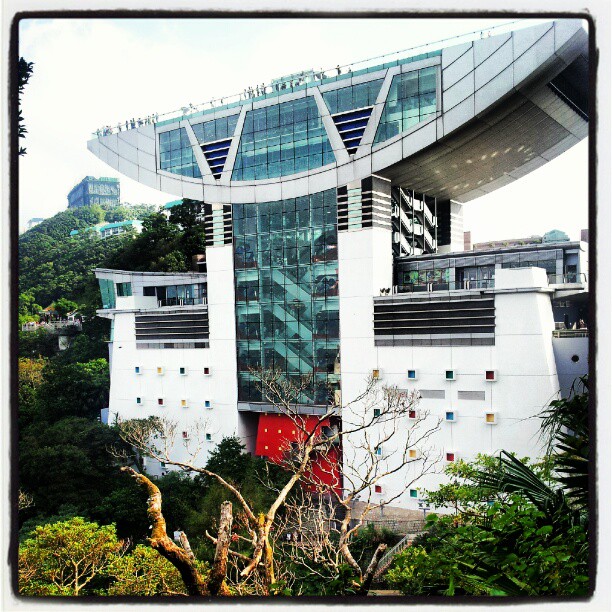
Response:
[19,203,157,308]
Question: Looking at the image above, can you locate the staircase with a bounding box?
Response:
[373,530,422,580]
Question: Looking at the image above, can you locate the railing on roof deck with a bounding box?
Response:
[92,18,554,138]
[157,297,207,308]
[547,272,588,285]
[393,279,495,294]
[552,329,588,338]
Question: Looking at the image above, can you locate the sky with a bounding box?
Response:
[18,17,588,241]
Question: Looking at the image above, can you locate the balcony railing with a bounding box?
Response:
[552,329,589,338]
[394,272,588,295]
[157,297,207,307]
[547,272,588,285]
[395,279,494,293]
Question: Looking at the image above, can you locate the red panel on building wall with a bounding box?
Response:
[255,413,341,494]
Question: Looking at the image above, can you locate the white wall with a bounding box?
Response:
[102,259,240,476]
[338,265,562,510]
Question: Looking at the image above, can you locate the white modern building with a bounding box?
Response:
[89,19,589,505]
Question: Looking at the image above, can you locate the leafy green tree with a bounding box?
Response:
[105,544,204,596]
[104,201,206,273]
[156,472,208,536]
[53,297,78,318]
[19,207,134,306]
[19,417,125,515]
[18,292,41,326]
[387,499,588,596]
[17,357,46,429]
[18,57,34,155]
[33,358,109,422]
[18,328,58,358]
[18,518,123,596]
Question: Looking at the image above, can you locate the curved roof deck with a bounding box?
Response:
[88,18,588,205]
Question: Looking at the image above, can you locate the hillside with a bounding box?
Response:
[19,203,158,307]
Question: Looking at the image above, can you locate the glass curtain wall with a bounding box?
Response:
[191,115,240,143]
[232,97,335,181]
[98,279,116,309]
[322,79,384,114]
[373,66,437,144]
[233,189,339,405]
[159,127,202,178]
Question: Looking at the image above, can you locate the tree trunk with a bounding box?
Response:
[357,543,387,595]
[208,501,233,596]
[121,467,208,596]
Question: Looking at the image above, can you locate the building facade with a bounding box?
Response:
[69,219,143,239]
[89,19,589,506]
[67,176,120,209]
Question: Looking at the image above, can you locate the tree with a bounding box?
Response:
[19,417,128,516]
[18,518,126,596]
[53,298,78,318]
[18,329,58,359]
[18,57,34,155]
[106,544,205,596]
[18,292,41,326]
[117,372,441,596]
[33,358,109,422]
[18,357,47,429]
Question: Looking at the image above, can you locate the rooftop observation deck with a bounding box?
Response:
[88,18,588,206]
[92,18,556,137]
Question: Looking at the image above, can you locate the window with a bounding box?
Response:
[374,66,438,144]
[409,489,418,498]
[205,400,211,408]
[136,397,142,405]
[98,278,116,309]
[159,127,202,178]
[446,452,455,462]
[485,370,497,381]
[374,485,382,494]
[408,449,418,459]
[204,367,211,375]
[180,367,187,375]
[445,370,456,381]
[181,399,188,407]
[372,369,380,379]
[407,369,418,380]
[135,366,141,374]
[408,409,417,419]
[373,408,381,418]
[375,446,383,456]
[232,97,335,180]
[485,412,497,424]
[157,367,164,375]
[445,411,456,422]
[158,398,164,406]
[182,431,189,439]
[116,282,132,297]
[205,433,212,441]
